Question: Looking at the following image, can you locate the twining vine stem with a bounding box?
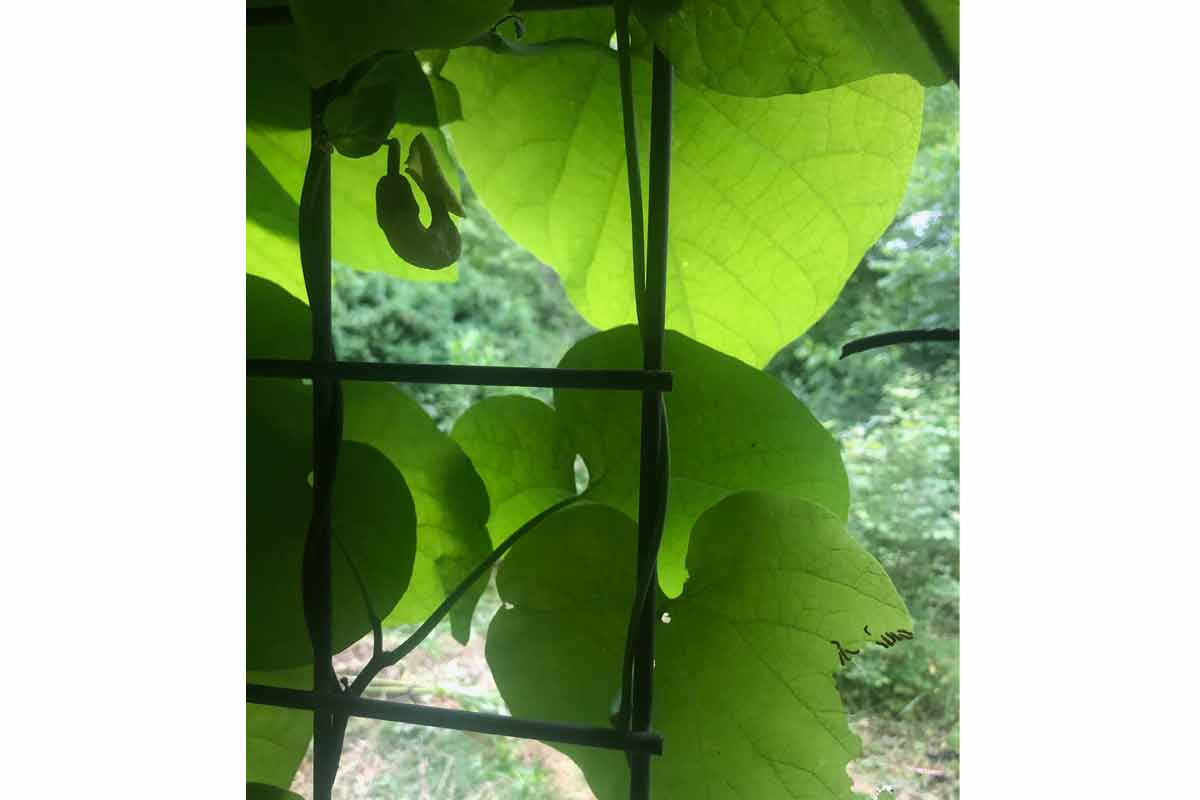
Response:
[322,494,587,770]
[347,494,584,694]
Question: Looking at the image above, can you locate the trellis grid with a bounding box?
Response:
[247,3,674,799]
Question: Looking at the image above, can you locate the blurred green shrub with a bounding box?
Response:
[835,370,959,723]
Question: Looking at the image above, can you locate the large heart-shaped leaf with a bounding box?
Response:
[247,378,418,670]
[443,42,922,365]
[632,0,958,97]
[487,494,912,800]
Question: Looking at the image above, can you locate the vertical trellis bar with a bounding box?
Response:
[630,47,673,800]
[298,84,343,800]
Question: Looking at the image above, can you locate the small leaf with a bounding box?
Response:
[451,396,578,546]
[487,492,912,800]
[632,0,957,97]
[247,666,311,790]
[444,43,922,365]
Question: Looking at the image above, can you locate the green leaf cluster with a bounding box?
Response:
[455,326,850,596]
[247,2,957,795]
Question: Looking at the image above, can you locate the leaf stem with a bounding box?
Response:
[357,492,583,688]
[332,533,380,628]
[321,494,585,767]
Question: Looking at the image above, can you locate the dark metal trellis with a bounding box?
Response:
[247,3,672,799]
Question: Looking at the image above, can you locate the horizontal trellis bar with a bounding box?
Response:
[247,358,673,391]
[247,684,663,755]
[247,1,615,27]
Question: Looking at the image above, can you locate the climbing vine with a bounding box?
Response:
[246,1,959,798]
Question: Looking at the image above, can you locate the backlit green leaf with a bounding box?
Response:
[247,666,311,790]
[247,379,418,670]
[632,0,957,97]
[444,44,922,365]
[342,382,493,642]
[487,493,912,800]
[451,396,579,546]
[556,327,848,596]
